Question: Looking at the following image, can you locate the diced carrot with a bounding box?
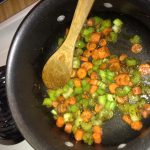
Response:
[77,68,87,79]
[95,104,103,113]
[68,97,76,105]
[144,104,150,112]
[131,43,143,54]
[92,132,102,144]
[90,85,98,94]
[89,79,98,85]
[83,50,92,58]
[64,123,73,134]
[74,78,81,87]
[81,62,93,71]
[93,125,102,134]
[97,47,110,59]
[80,56,88,62]
[87,42,97,51]
[109,58,120,64]
[116,96,128,104]
[99,63,107,70]
[131,121,143,131]
[81,110,92,122]
[82,94,89,99]
[57,96,65,102]
[74,129,84,141]
[119,54,128,61]
[141,110,149,119]
[139,64,150,76]
[109,62,121,71]
[102,28,112,36]
[122,115,132,125]
[90,72,98,79]
[115,74,130,86]
[85,77,90,83]
[109,83,119,94]
[90,32,101,43]
[132,86,142,95]
[87,18,94,26]
[52,101,59,108]
[57,104,67,113]
[92,50,99,60]
[99,39,107,47]
[56,116,65,128]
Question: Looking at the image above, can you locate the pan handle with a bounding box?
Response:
[0,66,24,145]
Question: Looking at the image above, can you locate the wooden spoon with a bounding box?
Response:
[42,0,95,89]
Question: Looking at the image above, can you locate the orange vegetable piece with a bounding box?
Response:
[141,110,149,119]
[83,50,92,58]
[95,104,103,113]
[109,62,121,72]
[90,32,101,43]
[116,96,128,104]
[74,78,81,87]
[87,42,97,51]
[80,56,88,62]
[93,125,102,134]
[81,110,92,122]
[92,50,99,60]
[52,101,59,108]
[122,115,132,125]
[92,132,102,144]
[109,83,119,94]
[90,85,98,94]
[97,47,110,59]
[56,116,65,128]
[115,74,130,86]
[119,54,128,61]
[87,18,94,26]
[77,68,87,79]
[64,123,72,134]
[90,72,98,79]
[57,104,67,113]
[102,28,112,36]
[99,38,107,47]
[139,64,150,75]
[99,63,107,70]
[81,62,93,71]
[89,79,98,85]
[131,121,143,131]
[132,86,142,95]
[131,43,143,54]
[109,58,120,64]
[144,104,150,112]
[67,97,76,105]
[74,129,84,141]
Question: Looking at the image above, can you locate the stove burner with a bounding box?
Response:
[0,66,24,145]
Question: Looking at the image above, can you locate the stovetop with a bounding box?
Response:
[0,2,39,150]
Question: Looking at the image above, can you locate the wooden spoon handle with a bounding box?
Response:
[65,0,95,48]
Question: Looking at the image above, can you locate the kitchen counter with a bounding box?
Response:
[0,2,39,149]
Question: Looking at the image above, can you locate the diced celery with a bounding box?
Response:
[75,40,85,49]
[42,98,52,107]
[113,18,123,27]
[130,35,141,44]
[98,95,107,106]
[63,113,73,122]
[73,57,80,69]
[63,87,73,99]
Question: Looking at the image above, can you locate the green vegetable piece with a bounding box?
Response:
[83,132,93,145]
[84,35,91,42]
[73,57,80,69]
[74,87,83,95]
[109,101,117,110]
[42,98,52,107]
[98,95,107,106]
[131,71,141,85]
[112,25,121,33]
[81,122,92,132]
[97,81,106,90]
[58,37,64,46]
[63,87,73,99]
[82,27,94,37]
[74,48,83,56]
[51,109,57,115]
[116,87,127,97]
[130,35,141,44]
[56,88,63,97]
[75,40,85,49]
[107,94,115,101]
[75,116,82,127]
[102,19,112,28]
[107,32,118,43]
[129,105,141,121]
[48,90,57,100]
[67,79,74,88]
[83,84,91,92]
[97,88,105,95]
[126,58,137,67]
[63,113,73,122]
[69,105,78,113]
[92,59,103,66]
[113,18,123,27]
[123,86,131,93]
[93,16,103,25]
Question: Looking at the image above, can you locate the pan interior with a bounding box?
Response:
[42,12,150,146]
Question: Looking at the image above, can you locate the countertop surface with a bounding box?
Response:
[0,2,38,149]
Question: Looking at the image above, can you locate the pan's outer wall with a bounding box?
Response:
[6,0,150,150]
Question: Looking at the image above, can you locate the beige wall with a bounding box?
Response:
[0,0,38,22]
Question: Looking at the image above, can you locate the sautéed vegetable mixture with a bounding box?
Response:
[43,16,150,145]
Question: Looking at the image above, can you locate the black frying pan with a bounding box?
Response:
[5,0,150,149]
